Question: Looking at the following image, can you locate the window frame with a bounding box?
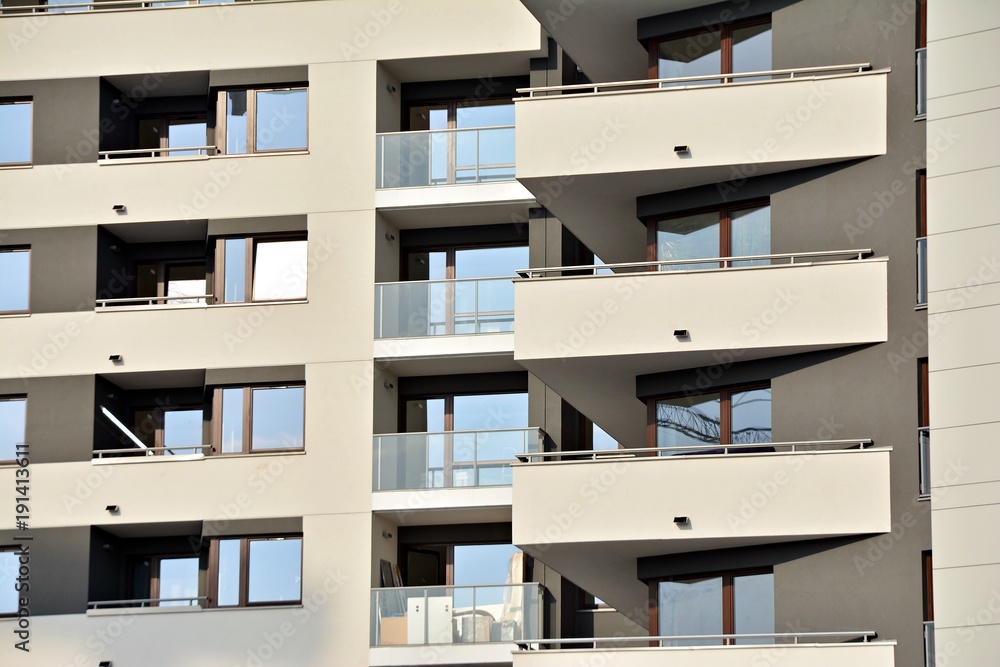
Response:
[647,16,772,80]
[0,246,31,315]
[135,259,209,305]
[131,404,206,456]
[646,199,770,266]
[647,382,771,448]
[916,170,928,307]
[648,566,774,644]
[213,234,308,305]
[207,534,303,608]
[125,553,202,607]
[400,389,529,487]
[0,99,33,167]
[211,384,306,455]
[0,395,27,464]
[136,114,209,156]
[0,546,21,616]
[215,85,309,156]
[918,358,931,498]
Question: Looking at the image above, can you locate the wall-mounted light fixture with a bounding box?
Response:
[673,145,690,155]
[386,84,397,94]
[673,329,689,338]
[382,530,393,539]
[111,204,127,214]
[99,661,112,667]
[105,505,119,513]
[108,354,123,363]
[384,233,395,242]
[383,381,394,390]
[673,516,690,525]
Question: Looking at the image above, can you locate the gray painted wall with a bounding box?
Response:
[0,78,99,166]
[630,0,929,663]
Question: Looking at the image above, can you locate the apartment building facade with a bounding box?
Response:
[0,0,985,666]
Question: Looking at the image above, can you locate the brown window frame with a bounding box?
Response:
[402,97,514,132]
[211,384,306,455]
[0,246,31,315]
[136,114,208,155]
[648,566,774,643]
[0,546,21,615]
[646,199,770,265]
[126,553,202,607]
[215,85,309,156]
[400,390,528,487]
[207,534,303,608]
[213,234,308,305]
[131,405,206,456]
[135,259,208,304]
[647,16,772,80]
[0,99,33,167]
[647,382,771,448]
[0,395,27,463]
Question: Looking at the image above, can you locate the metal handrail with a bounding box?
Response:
[374,276,513,288]
[93,444,210,459]
[375,124,514,138]
[517,249,874,279]
[516,630,879,648]
[372,582,543,593]
[88,596,207,609]
[96,294,213,307]
[374,426,542,438]
[99,146,216,159]
[518,64,874,97]
[0,0,299,15]
[516,439,875,463]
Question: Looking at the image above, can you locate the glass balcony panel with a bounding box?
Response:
[371,584,542,646]
[375,278,514,339]
[376,127,515,189]
[373,428,542,491]
[916,48,927,117]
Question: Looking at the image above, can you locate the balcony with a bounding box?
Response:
[513,66,888,262]
[511,442,891,618]
[374,277,516,362]
[371,583,542,665]
[513,634,896,667]
[513,252,887,445]
[376,126,515,189]
[372,428,542,516]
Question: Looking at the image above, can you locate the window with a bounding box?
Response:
[136,260,207,305]
[404,391,528,487]
[0,101,32,165]
[0,396,26,462]
[919,358,930,497]
[218,87,308,155]
[0,548,19,615]
[215,236,308,304]
[0,248,30,313]
[923,551,935,667]
[403,244,526,334]
[137,116,208,157]
[132,406,205,456]
[650,17,771,83]
[917,170,928,307]
[916,0,927,117]
[210,536,302,607]
[649,202,770,269]
[654,569,774,646]
[405,98,515,185]
[129,555,201,606]
[213,385,305,454]
[650,384,771,450]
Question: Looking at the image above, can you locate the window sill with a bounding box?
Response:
[914,114,926,121]
[0,312,30,319]
[0,163,32,171]
[915,303,928,311]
